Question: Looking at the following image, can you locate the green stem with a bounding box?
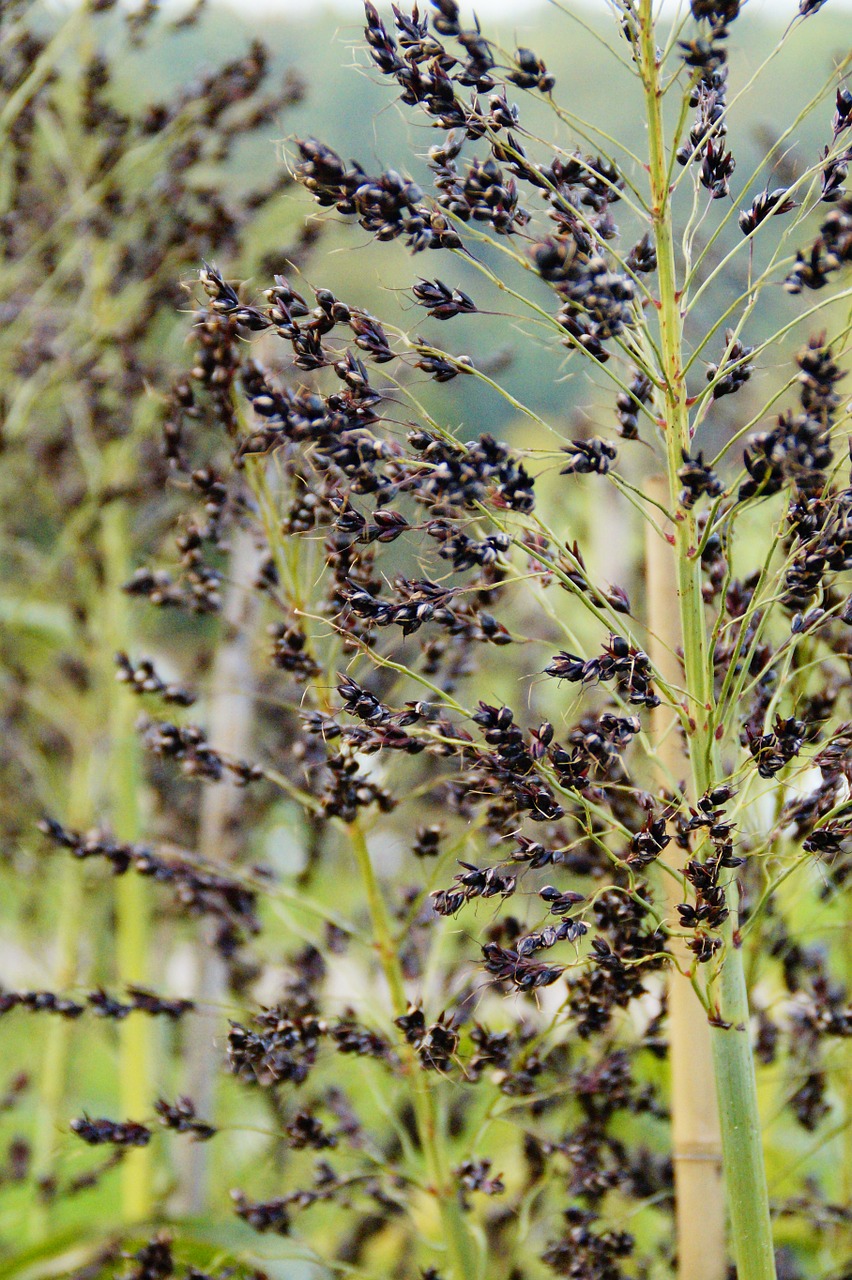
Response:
[28,836,85,1239]
[638,7,776,1279]
[29,610,114,1236]
[346,822,480,1280]
[710,923,776,1279]
[101,499,153,1224]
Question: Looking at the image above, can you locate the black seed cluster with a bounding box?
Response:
[546,636,660,709]
[70,1116,152,1147]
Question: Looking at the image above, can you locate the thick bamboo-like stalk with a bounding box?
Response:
[182,526,261,1214]
[638,5,777,1276]
[645,477,725,1280]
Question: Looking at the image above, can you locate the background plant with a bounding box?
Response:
[0,0,310,1243]
[1,4,852,1280]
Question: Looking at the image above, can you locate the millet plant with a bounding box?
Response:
[0,0,310,1252]
[4,3,852,1280]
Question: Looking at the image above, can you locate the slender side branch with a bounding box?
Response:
[345,822,481,1280]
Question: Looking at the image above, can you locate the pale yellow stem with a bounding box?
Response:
[181,527,261,1214]
[646,477,726,1280]
[102,500,153,1223]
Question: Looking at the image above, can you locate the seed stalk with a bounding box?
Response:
[347,821,480,1280]
[638,5,777,1278]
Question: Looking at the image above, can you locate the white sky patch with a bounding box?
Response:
[210,0,852,17]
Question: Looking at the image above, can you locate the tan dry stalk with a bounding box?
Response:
[645,475,726,1280]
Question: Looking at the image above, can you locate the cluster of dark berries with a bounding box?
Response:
[154,1098,217,1141]
[546,636,659,709]
[745,715,806,778]
[268,622,321,681]
[626,814,672,868]
[227,1010,327,1088]
[231,1161,383,1236]
[140,718,264,785]
[818,83,852,200]
[566,891,665,1037]
[123,564,222,615]
[339,575,511,646]
[115,652,196,706]
[313,751,397,822]
[676,820,741,957]
[403,430,536,512]
[70,1116,152,1148]
[39,818,260,955]
[227,1004,392,1091]
[412,278,477,320]
[431,860,517,915]
[786,195,852,293]
[678,450,723,508]
[706,330,754,398]
[455,1158,505,1198]
[552,712,643,788]
[553,256,636,361]
[395,1007,459,1071]
[560,438,618,476]
[738,188,797,236]
[626,230,658,274]
[294,138,458,254]
[481,940,565,992]
[510,915,589,967]
[231,1190,291,1235]
[412,825,443,857]
[0,990,85,1019]
[739,336,840,501]
[676,83,734,199]
[1,986,193,1021]
[616,370,653,440]
[433,154,526,235]
[675,3,741,196]
[285,1112,337,1151]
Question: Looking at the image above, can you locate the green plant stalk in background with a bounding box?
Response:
[28,765,88,1242]
[182,528,262,1215]
[102,499,153,1224]
[347,822,480,1280]
[638,4,777,1278]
